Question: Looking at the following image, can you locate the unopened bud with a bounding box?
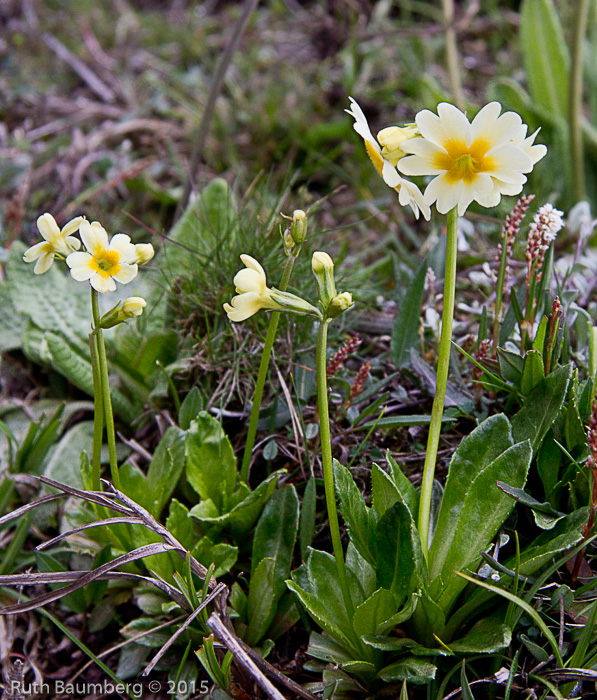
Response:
[134,243,155,265]
[378,124,419,165]
[312,251,337,308]
[99,297,147,329]
[290,209,307,244]
[327,291,354,318]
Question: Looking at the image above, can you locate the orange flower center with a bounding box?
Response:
[434,138,495,184]
[91,249,121,278]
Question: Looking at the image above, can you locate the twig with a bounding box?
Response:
[41,32,117,103]
[207,613,287,700]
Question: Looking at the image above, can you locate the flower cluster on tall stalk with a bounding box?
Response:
[348,97,547,554]
[24,213,154,491]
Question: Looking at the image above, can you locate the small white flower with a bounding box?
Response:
[23,213,83,274]
[224,255,283,322]
[345,97,430,221]
[398,102,546,215]
[66,220,139,293]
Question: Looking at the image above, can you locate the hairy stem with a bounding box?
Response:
[418,207,458,557]
[442,0,464,109]
[91,288,121,491]
[316,318,354,620]
[240,251,300,482]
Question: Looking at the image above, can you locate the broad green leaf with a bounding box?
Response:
[377,657,437,684]
[119,461,152,513]
[520,0,569,121]
[391,260,428,367]
[191,536,238,578]
[146,426,186,517]
[521,350,544,396]
[334,461,377,566]
[497,349,524,385]
[512,363,573,452]
[428,414,514,580]
[449,619,512,654]
[165,499,195,550]
[536,430,561,501]
[352,588,397,638]
[45,331,136,422]
[371,464,401,518]
[189,472,282,540]
[299,476,316,560]
[431,440,532,613]
[307,631,354,665]
[345,542,377,601]
[165,178,236,276]
[376,502,424,600]
[0,277,25,351]
[533,316,548,353]
[245,558,277,646]
[178,387,205,430]
[386,452,419,518]
[185,412,236,510]
[7,241,90,347]
[251,485,299,599]
[43,420,93,489]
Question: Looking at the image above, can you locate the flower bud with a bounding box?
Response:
[134,243,155,265]
[377,124,419,166]
[312,251,337,309]
[290,209,307,244]
[327,292,354,319]
[99,297,147,329]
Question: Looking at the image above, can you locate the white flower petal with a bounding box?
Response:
[23,241,50,262]
[64,235,82,251]
[109,233,135,262]
[381,160,402,187]
[113,263,138,285]
[91,274,116,293]
[239,254,266,278]
[33,252,54,274]
[225,292,262,321]
[66,252,95,280]
[61,216,84,237]
[471,102,522,148]
[234,268,266,294]
[81,221,109,254]
[398,143,445,176]
[37,213,61,243]
[417,103,470,147]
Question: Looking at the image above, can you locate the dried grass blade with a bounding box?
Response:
[207,613,287,700]
[143,582,228,677]
[0,543,182,614]
[35,517,145,551]
[0,493,65,527]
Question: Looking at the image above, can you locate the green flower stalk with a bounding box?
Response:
[417,206,458,556]
[312,252,355,617]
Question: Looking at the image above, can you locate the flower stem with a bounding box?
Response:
[88,329,104,492]
[569,0,589,203]
[240,250,300,483]
[316,317,354,619]
[418,206,458,557]
[91,288,121,491]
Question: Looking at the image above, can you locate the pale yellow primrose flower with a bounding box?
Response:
[66,220,138,293]
[345,97,430,221]
[224,255,284,322]
[23,213,83,274]
[99,297,147,329]
[133,243,155,265]
[398,102,545,215]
